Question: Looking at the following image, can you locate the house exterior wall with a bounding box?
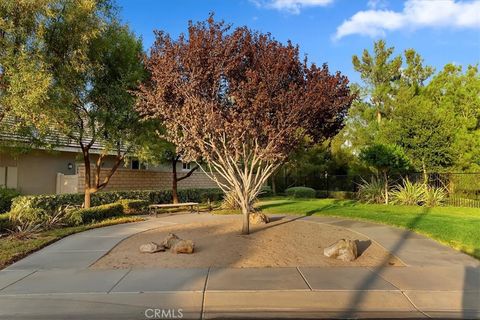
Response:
[76,165,221,191]
[0,150,77,194]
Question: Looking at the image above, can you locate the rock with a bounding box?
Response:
[161,233,195,254]
[323,239,358,262]
[162,233,181,249]
[139,242,165,253]
[171,239,195,254]
[249,212,270,224]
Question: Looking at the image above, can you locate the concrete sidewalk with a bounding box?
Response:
[0,214,478,319]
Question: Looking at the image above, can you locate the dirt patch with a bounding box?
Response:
[91,215,403,269]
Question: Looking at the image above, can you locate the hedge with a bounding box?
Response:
[285,187,316,198]
[68,203,124,225]
[0,188,20,214]
[117,199,149,214]
[316,190,356,200]
[11,188,224,214]
[0,213,12,233]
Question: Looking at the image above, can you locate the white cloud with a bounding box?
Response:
[334,0,480,40]
[252,0,334,14]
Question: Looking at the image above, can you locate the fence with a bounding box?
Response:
[270,171,480,208]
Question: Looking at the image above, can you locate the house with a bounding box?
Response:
[0,123,218,195]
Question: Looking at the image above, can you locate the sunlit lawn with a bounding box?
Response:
[257,197,480,259]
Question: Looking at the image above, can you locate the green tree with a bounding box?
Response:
[359,144,410,204]
[424,64,480,172]
[0,0,52,130]
[36,0,145,207]
[380,93,457,179]
[352,40,402,124]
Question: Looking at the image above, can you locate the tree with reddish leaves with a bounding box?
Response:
[136,16,354,234]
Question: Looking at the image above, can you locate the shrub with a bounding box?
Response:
[285,187,316,199]
[357,178,386,204]
[11,188,224,215]
[258,185,273,198]
[117,199,149,214]
[329,191,356,200]
[390,179,425,206]
[0,213,12,234]
[423,186,446,207]
[0,188,20,213]
[68,203,124,225]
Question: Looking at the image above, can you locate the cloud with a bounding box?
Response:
[252,0,334,14]
[334,0,480,40]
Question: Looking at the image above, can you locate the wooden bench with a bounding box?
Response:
[148,202,200,216]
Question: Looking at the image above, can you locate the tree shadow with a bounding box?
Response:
[339,207,430,318]
[256,200,296,210]
[463,266,480,319]
[305,199,358,216]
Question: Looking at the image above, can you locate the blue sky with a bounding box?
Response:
[117,0,480,83]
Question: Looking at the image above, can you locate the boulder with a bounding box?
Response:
[171,239,195,254]
[249,212,270,224]
[162,233,181,249]
[323,239,358,262]
[161,233,195,254]
[139,242,165,253]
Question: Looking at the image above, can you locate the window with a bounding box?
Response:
[182,162,191,171]
[131,160,140,170]
[131,160,147,170]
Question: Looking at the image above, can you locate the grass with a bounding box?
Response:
[257,197,480,259]
[0,216,144,270]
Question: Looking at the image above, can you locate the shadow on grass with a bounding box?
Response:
[256,200,296,210]
[305,199,359,216]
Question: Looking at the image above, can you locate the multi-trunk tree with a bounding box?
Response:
[136,16,354,234]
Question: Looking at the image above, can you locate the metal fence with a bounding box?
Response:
[270,172,480,208]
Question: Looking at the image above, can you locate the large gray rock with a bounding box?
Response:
[323,239,358,262]
[249,212,270,224]
[161,233,195,254]
[139,242,165,253]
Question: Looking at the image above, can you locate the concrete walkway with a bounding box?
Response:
[0,214,478,319]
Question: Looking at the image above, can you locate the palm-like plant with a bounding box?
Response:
[390,178,425,206]
[357,177,386,204]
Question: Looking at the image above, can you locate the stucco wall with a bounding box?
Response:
[76,165,222,191]
[0,150,77,194]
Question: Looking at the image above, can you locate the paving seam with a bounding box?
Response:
[107,268,131,294]
[0,270,37,291]
[368,266,432,318]
[200,267,210,320]
[86,221,179,268]
[300,218,410,266]
[295,267,313,291]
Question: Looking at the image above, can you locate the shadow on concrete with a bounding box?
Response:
[339,207,430,318]
[463,266,480,319]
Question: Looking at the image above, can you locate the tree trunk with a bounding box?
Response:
[82,147,92,208]
[84,188,91,209]
[241,205,250,235]
[422,161,428,184]
[383,171,389,205]
[172,157,179,204]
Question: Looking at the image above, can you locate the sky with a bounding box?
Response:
[116,0,480,83]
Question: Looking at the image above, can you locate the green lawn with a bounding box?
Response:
[0,216,144,270]
[257,198,480,259]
